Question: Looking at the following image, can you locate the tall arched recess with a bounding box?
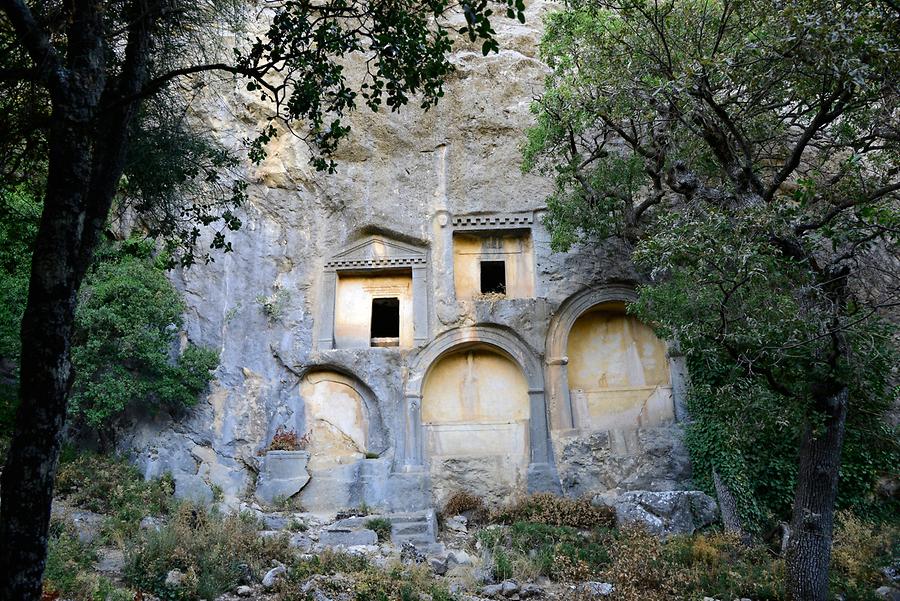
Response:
[402,325,560,494]
[544,285,689,432]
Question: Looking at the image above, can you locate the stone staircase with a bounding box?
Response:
[388,509,443,554]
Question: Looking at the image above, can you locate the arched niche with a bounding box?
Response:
[402,326,558,493]
[422,346,530,461]
[545,286,686,432]
[298,368,388,469]
[567,302,672,430]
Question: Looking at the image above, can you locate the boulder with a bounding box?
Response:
[174,474,214,505]
[236,585,253,597]
[593,490,718,536]
[319,528,378,547]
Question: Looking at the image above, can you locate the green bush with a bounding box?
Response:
[476,521,611,581]
[0,187,219,450]
[280,556,449,601]
[365,517,393,542]
[682,327,899,532]
[69,238,219,447]
[44,521,97,595]
[125,503,292,601]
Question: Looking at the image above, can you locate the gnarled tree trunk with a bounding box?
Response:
[784,385,849,601]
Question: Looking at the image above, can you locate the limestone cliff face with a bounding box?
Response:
[123,2,692,510]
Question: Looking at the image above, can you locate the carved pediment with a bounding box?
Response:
[325,235,427,270]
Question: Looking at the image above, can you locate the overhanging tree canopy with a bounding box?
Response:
[0,0,525,597]
[524,1,899,599]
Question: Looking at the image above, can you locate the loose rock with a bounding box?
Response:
[500,580,519,597]
[165,569,185,587]
[482,584,503,598]
[445,515,468,533]
[875,586,900,601]
[262,564,286,590]
[581,582,614,597]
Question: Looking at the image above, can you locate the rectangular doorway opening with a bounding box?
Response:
[370,297,400,347]
[480,260,506,295]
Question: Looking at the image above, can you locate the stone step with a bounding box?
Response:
[391,521,429,536]
[385,508,437,547]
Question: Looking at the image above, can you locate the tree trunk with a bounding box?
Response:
[712,467,746,540]
[0,97,103,598]
[784,385,849,601]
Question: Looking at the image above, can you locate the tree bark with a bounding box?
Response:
[0,2,150,596]
[784,385,849,601]
[712,467,746,540]
[0,110,98,600]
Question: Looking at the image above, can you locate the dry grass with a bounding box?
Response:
[490,493,616,530]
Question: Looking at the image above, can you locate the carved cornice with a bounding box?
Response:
[451,211,534,231]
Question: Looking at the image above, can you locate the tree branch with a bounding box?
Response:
[0,0,66,95]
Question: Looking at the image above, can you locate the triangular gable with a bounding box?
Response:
[325,235,427,270]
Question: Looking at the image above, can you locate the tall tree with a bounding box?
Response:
[0,0,525,598]
[524,1,899,599]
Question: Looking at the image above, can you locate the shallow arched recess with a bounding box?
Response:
[403,326,560,498]
[544,286,688,432]
[298,369,388,468]
[293,367,391,511]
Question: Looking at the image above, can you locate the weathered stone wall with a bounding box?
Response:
[121,0,694,511]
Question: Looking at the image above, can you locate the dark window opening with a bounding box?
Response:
[480,260,506,294]
[370,297,400,342]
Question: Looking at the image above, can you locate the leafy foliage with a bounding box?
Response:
[525,0,900,538]
[69,239,218,445]
[365,517,393,542]
[0,186,38,441]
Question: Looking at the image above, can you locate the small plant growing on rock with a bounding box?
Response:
[365,517,392,542]
[256,283,290,323]
[287,518,308,532]
[261,426,310,453]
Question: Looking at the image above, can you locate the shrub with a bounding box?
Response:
[69,238,218,449]
[43,521,96,596]
[55,451,174,537]
[442,490,486,520]
[125,503,292,601]
[262,426,310,452]
[830,511,899,598]
[477,521,611,582]
[491,493,616,530]
[366,517,393,542]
